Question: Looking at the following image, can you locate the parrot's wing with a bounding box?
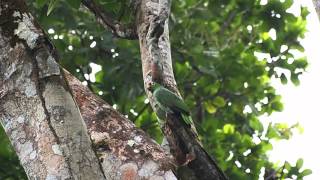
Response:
[154,86,196,130]
[155,87,190,115]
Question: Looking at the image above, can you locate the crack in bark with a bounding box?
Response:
[27,45,74,178]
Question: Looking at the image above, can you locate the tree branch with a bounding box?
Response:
[65,70,176,179]
[82,0,138,39]
[136,0,228,179]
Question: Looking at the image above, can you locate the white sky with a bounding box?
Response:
[266,0,320,179]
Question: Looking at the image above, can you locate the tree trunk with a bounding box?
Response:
[0,1,104,179]
[0,0,175,179]
[313,0,320,20]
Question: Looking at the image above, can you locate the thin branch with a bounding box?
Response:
[82,0,138,39]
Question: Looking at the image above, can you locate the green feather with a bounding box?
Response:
[152,83,192,125]
[182,114,193,125]
[151,83,201,144]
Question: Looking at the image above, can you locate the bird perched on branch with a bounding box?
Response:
[148,82,193,127]
[148,82,202,165]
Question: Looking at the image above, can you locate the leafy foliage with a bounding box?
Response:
[0,127,27,179]
[0,0,312,179]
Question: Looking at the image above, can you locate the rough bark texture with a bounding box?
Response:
[65,71,176,180]
[0,0,177,179]
[0,1,104,179]
[135,0,228,179]
[313,0,320,20]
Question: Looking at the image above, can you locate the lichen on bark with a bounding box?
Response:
[66,70,176,179]
[1,1,105,179]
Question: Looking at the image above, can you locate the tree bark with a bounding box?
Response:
[65,70,176,179]
[313,0,320,20]
[0,0,176,179]
[0,1,104,179]
[135,0,228,179]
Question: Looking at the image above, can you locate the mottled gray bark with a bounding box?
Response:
[313,0,320,20]
[65,71,176,180]
[0,1,105,179]
[0,0,176,179]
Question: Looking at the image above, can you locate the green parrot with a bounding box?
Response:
[148,82,204,165]
[148,83,227,177]
[148,82,193,126]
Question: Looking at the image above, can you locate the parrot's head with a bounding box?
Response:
[147,82,161,92]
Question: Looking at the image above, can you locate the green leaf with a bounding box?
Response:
[296,158,303,169]
[35,0,46,7]
[293,57,308,69]
[300,6,310,18]
[249,117,264,132]
[301,169,312,176]
[271,101,284,111]
[95,71,104,83]
[280,73,288,84]
[47,0,59,16]
[204,101,217,114]
[266,125,280,139]
[284,161,291,170]
[283,0,293,9]
[261,143,273,152]
[223,124,235,134]
[213,96,226,107]
[67,0,81,9]
[261,32,270,40]
[291,73,300,86]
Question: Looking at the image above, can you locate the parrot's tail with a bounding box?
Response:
[182,114,193,125]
